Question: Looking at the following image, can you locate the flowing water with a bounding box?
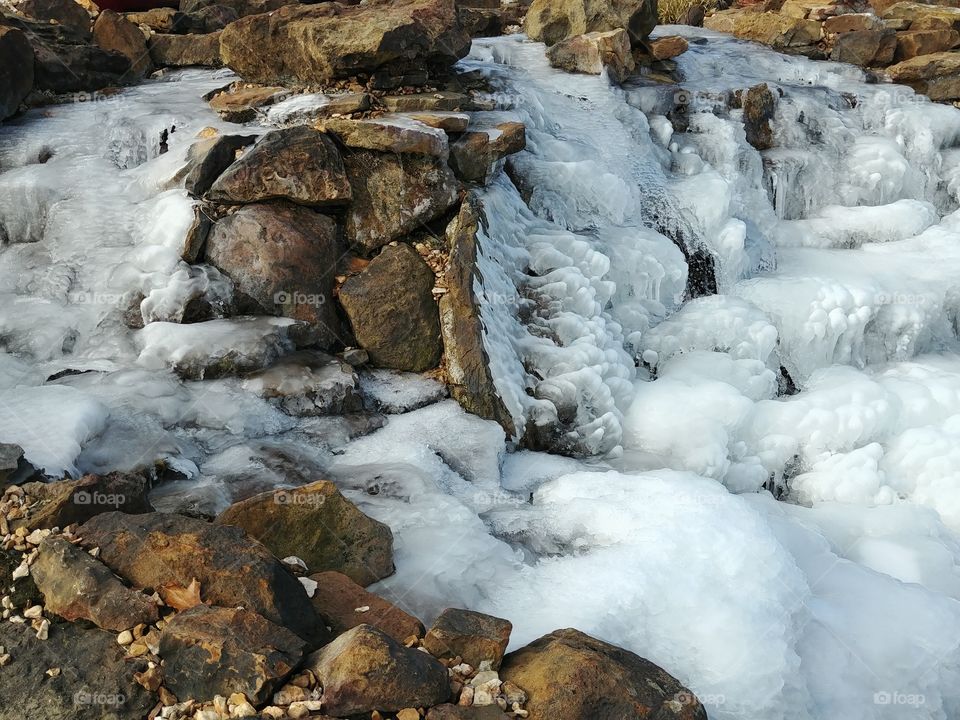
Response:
[3,25,960,720]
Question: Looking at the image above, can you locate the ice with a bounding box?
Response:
[359,369,448,413]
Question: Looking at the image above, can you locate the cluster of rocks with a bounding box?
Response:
[0,469,708,720]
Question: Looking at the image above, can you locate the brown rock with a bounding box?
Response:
[422,608,512,669]
[829,27,897,65]
[93,10,153,77]
[500,628,708,720]
[317,117,450,157]
[32,38,130,94]
[148,31,222,67]
[449,121,526,184]
[159,605,306,704]
[19,0,90,36]
[78,511,327,645]
[305,624,450,715]
[545,29,635,81]
[180,0,293,17]
[0,27,34,120]
[31,536,159,632]
[426,706,511,720]
[209,85,291,123]
[183,203,214,262]
[125,7,183,31]
[524,0,657,46]
[174,133,256,196]
[823,12,883,33]
[741,82,776,151]
[205,202,345,348]
[886,50,960,99]
[647,34,689,60]
[882,2,960,31]
[343,150,459,254]
[310,570,425,642]
[206,126,351,207]
[705,10,821,50]
[216,479,395,586]
[382,91,469,112]
[895,28,959,59]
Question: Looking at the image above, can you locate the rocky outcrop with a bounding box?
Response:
[500,628,708,720]
[704,11,821,52]
[886,50,960,99]
[338,242,443,373]
[0,27,34,120]
[423,608,512,669]
[449,121,526,184]
[310,570,425,642]
[216,480,394,586]
[148,31,222,67]
[92,10,153,77]
[524,0,657,47]
[545,29,635,81]
[219,0,471,88]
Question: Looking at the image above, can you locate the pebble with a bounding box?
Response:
[273,685,309,705]
[213,696,228,716]
[45,667,59,677]
[281,556,308,573]
[397,709,420,720]
[23,605,42,619]
[458,686,474,706]
[127,641,149,657]
[0,654,10,667]
[230,702,257,718]
[470,670,499,687]
[117,630,134,645]
[35,619,49,640]
[158,687,177,705]
[193,710,218,720]
[11,563,28,580]
[354,605,370,613]
[298,576,318,598]
[260,707,284,719]
[227,693,249,707]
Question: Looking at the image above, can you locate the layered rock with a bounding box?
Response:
[704,11,821,52]
[177,133,256,197]
[886,50,960,99]
[524,0,657,46]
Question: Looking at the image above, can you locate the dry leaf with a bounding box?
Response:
[159,578,203,611]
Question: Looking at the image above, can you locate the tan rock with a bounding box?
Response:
[209,85,291,123]
[317,116,450,157]
[524,0,657,46]
[829,27,896,65]
[382,91,470,112]
[125,7,181,31]
[449,121,526,184]
[647,34,689,59]
[401,111,471,132]
[422,608,512,669]
[92,10,152,77]
[310,571,425,643]
[882,2,960,31]
[886,50,960,98]
[823,12,883,33]
[895,28,959,59]
[148,31,222,67]
[721,11,822,50]
[545,29,635,82]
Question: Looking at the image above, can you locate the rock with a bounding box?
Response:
[0,621,154,720]
[0,548,42,609]
[33,42,130,94]
[741,82,777,151]
[266,92,373,126]
[317,117,450,157]
[125,7,183,31]
[174,133,256,196]
[209,85,290,123]
[78,511,327,645]
[188,4,241,32]
[92,10,153,77]
[704,10,821,51]
[500,628,707,720]
[883,2,960,32]
[148,31,222,67]
[545,29,635,81]
[382,91,469,112]
[448,121,526,184]
[159,605,306,705]
[647,34,689,60]
[12,471,154,532]
[180,0,293,17]
[305,624,450,715]
[0,28,32,120]
[310,570,425,642]
[423,609,512,669]
[206,126,351,207]
[426,705,510,720]
[458,5,503,37]
[439,197,516,435]
[886,50,960,99]
[401,111,471,132]
[242,351,363,416]
[19,0,90,36]
[823,12,883,33]
[205,202,345,348]
[220,0,471,87]
[31,536,159,632]
[524,0,657,46]
[829,27,896,65]
[684,4,706,27]
[0,443,25,484]
[895,28,959,60]
[215,479,395,586]
[339,242,442,373]
[343,150,459,254]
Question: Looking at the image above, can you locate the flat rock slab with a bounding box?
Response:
[310,570,425,642]
[382,91,469,112]
[209,85,292,123]
[317,116,449,157]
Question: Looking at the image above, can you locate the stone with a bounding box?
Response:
[159,605,306,705]
[215,479,395,586]
[12,470,154,532]
[0,548,42,609]
[180,0,293,17]
[704,10,822,50]
[382,91,469,112]
[176,133,256,196]
[829,27,897,65]
[886,50,960,99]
[895,28,959,60]
[93,10,153,77]
[148,31,222,67]
[422,608,512,669]
[316,117,450,157]
[0,443,24,483]
[342,150,459,254]
[33,42,130,94]
[220,0,471,87]
[741,82,776,151]
[448,121,526,184]
[0,28,31,121]
[205,203,345,349]
[78,512,327,645]
[206,126,351,207]
[31,536,160,632]
[401,111,471,132]
[19,0,90,36]
[125,7,183,31]
[242,351,363,416]
[310,570,425,642]
[305,624,450,715]
[524,0,657,46]
[267,92,372,126]
[545,29,635,82]
[883,2,960,32]
[426,705,511,720]
[188,4,241,32]
[647,34,689,60]
[458,6,503,37]
[209,85,291,123]
[500,628,708,720]
[339,242,442,372]
[823,12,883,33]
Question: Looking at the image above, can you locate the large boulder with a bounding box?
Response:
[704,10,821,51]
[219,0,471,87]
[77,512,327,645]
[19,0,91,37]
[148,31,222,67]
[159,605,306,704]
[310,570,425,642]
[175,133,257,196]
[305,624,451,715]
[895,28,959,60]
[545,29,635,82]
[524,0,657,47]
[206,126,351,207]
[0,27,34,120]
[92,10,153,77]
[338,242,443,373]
[500,629,708,720]
[886,50,960,99]
[33,42,131,93]
[215,479,395,586]
[205,202,345,349]
[422,608,512,669]
[343,150,459,254]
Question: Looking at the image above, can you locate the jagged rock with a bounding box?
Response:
[829,27,896,65]
[439,197,516,435]
[173,133,256,196]
[159,605,306,705]
[19,0,90,36]
[343,150,459,254]
[209,85,290,123]
[704,10,821,51]
[310,570,425,642]
[647,34,689,60]
[500,629,708,720]
[0,28,32,120]
[886,50,960,99]
[125,7,182,31]
[148,31,222,67]
[422,608,512,669]
[31,536,160,632]
[205,202,345,348]
[382,91,469,112]
[305,624,450,715]
[182,203,213,262]
[11,471,154,532]
[882,2,960,32]
[33,42,131,93]
[449,121,526,184]
[0,621,154,720]
[0,443,25,483]
[317,117,450,157]
[220,0,471,87]
[895,28,959,60]
[741,83,776,151]
[206,126,351,207]
[216,479,395,586]
[823,12,883,33]
[92,10,153,77]
[338,243,442,373]
[545,29,635,81]
[524,0,657,46]
[242,351,363,416]
[426,706,511,720]
[180,0,293,17]
[78,511,327,645]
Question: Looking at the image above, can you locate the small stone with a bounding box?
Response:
[23,605,42,619]
[260,707,284,719]
[35,619,49,640]
[0,654,9,667]
[298,576,318,598]
[281,556,308,574]
[501,681,526,706]
[11,563,28,580]
[45,666,59,677]
[459,686,474,706]
[135,665,163,692]
[228,693,248,706]
[272,684,309,705]
[194,710,219,720]
[397,709,420,720]
[230,702,257,718]
[159,687,177,705]
[213,695,228,715]
[127,641,149,657]
[286,703,310,719]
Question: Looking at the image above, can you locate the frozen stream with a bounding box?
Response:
[3,25,960,720]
